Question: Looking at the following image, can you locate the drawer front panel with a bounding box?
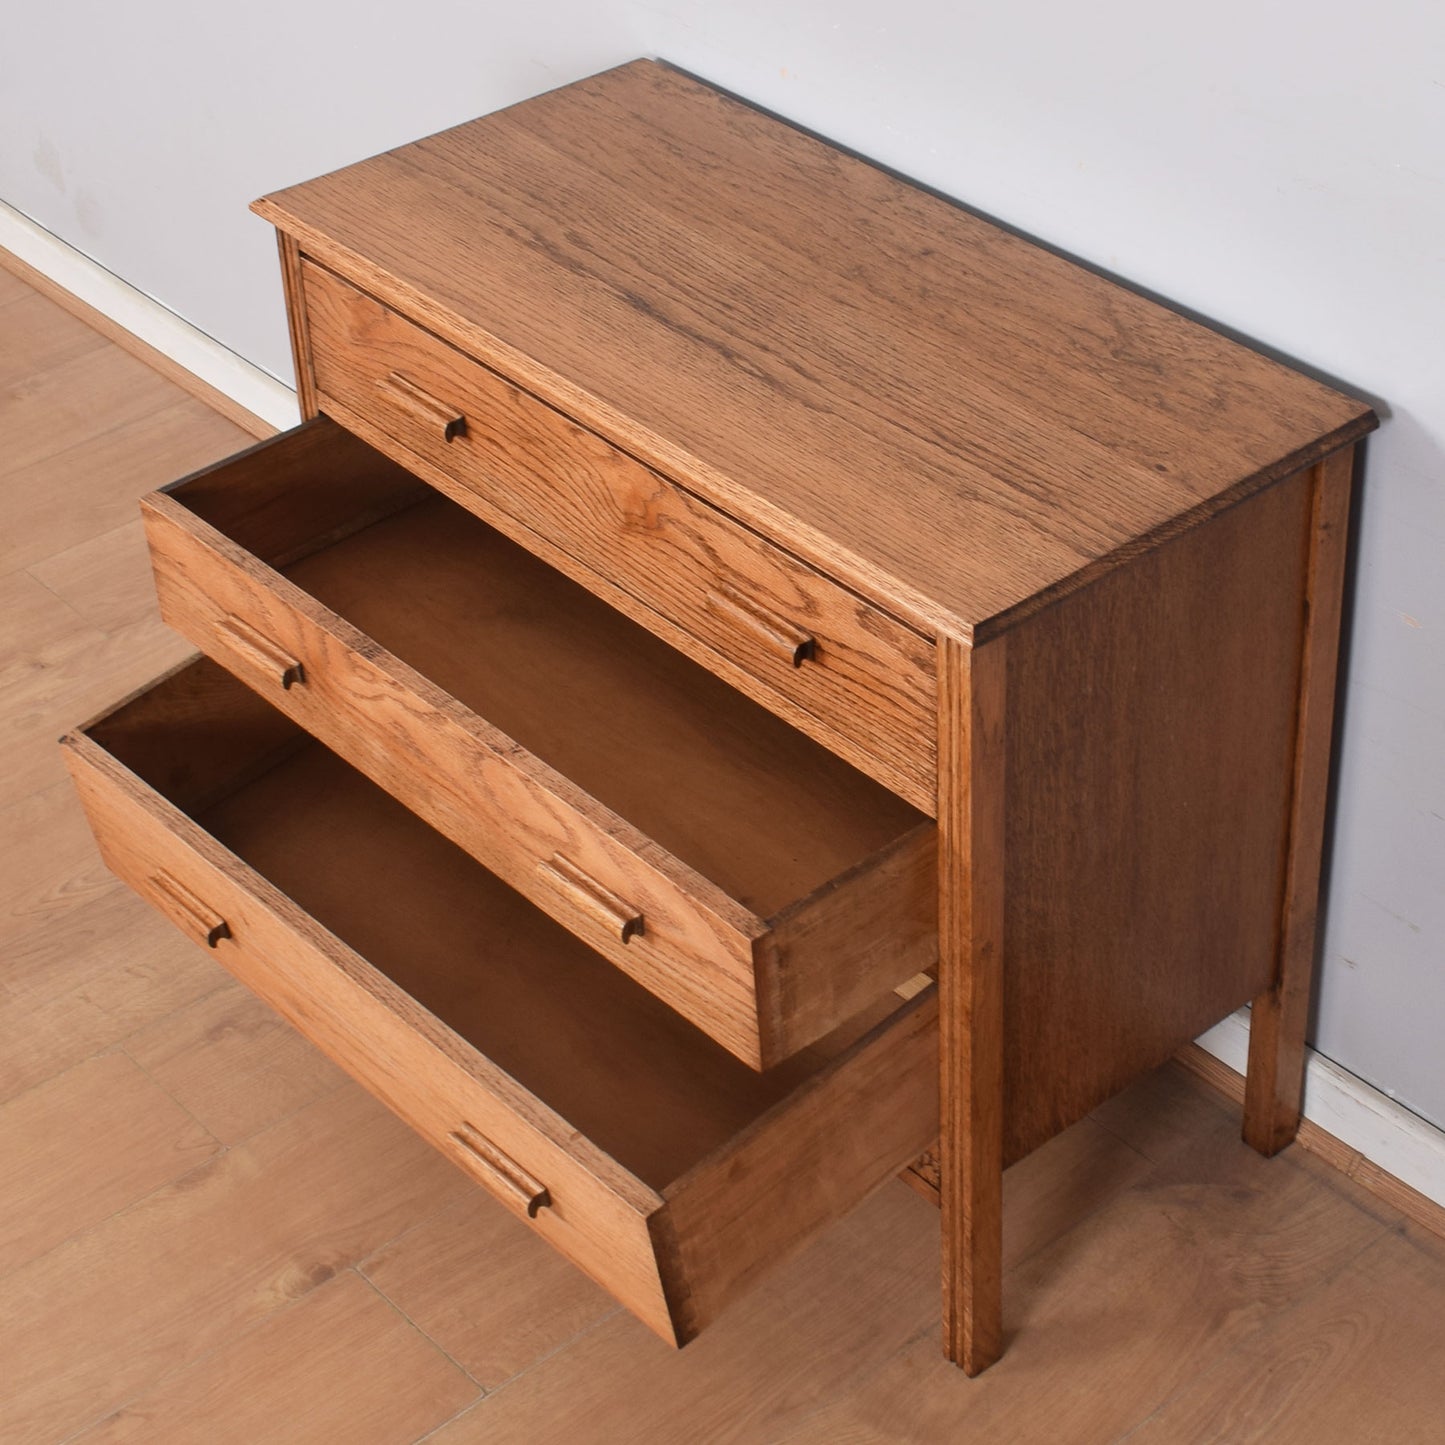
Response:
[61,731,678,1337]
[300,260,937,810]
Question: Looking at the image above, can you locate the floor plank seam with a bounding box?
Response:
[0,391,212,489]
[439,1304,625,1433]
[45,1266,356,1445]
[114,1041,226,1150]
[354,1264,489,1396]
[0,1138,236,1303]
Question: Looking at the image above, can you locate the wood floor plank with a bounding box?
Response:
[0,611,195,809]
[0,1085,472,1445]
[0,886,230,1103]
[0,288,107,389]
[124,985,347,1145]
[70,1270,479,1445]
[0,567,97,670]
[29,518,160,632]
[997,1116,1152,1274]
[1089,1057,1241,1164]
[0,1051,217,1277]
[775,1118,1391,1444]
[0,780,115,947]
[0,343,191,482]
[1126,1224,1445,1443]
[428,1183,943,1445]
[361,1190,616,1389]
[0,262,31,305]
[0,395,251,577]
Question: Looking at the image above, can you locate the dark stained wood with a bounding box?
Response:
[939,634,1007,1374]
[65,659,938,1346]
[253,60,1375,639]
[1245,445,1357,1155]
[300,261,937,807]
[999,466,1315,1163]
[144,423,935,1067]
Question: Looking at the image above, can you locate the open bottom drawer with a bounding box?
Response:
[140,419,937,1068]
[62,658,939,1345]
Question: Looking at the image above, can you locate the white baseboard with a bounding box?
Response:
[1197,1010,1445,1211]
[0,200,297,433]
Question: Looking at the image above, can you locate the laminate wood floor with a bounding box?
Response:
[3,261,1443,1443]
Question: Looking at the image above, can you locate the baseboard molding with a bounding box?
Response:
[0,200,296,438]
[1191,1010,1445,1234]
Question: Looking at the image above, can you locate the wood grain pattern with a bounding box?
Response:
[359,1191,614,1389]
[1124,1223,1445,1443]
[276,230,318,422]
[1181,1040,1445,1244]
[938,634,1007,1375]
[0,1051,217,1276]
[301,260,936,806]
[144,420,935,1067]
[69,1270,478,1445]
[0,1085,471,1445]
[658,984,938,1341]
[0,394,252,578]
[123,983,346,1146]
[998,466,1315,1163]
[254,61,1374,639]
[781,1117,1392,1443]
[1245,446,1357,1156]
[64,662,937,1345]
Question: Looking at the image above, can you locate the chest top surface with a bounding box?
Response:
[254,58,1374,637]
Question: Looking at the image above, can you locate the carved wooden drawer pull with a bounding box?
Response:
[382,371,467,442]
[448,1123,552,1217]
[150,871,231,949]
[707,583,816,668]
[537,854,645,944]
[218,615,305,690]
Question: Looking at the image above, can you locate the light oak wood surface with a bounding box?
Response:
[6,239,1441,1445]
[254,60,1374,640]
[299,260,937,805]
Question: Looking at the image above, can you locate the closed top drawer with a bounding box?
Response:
[62,658,938,1346]
[298,259,937,811]
[141,419,936,1069]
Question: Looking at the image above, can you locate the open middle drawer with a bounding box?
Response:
[62,658,938,1344]
[141,418,937,1069]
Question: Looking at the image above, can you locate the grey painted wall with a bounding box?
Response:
[4,3,1441,1125]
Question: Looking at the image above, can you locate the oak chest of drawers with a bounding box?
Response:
[63,59,1376,1373]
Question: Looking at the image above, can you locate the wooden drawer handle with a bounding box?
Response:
[150,871,231,948]
[448,1124,551,1218]
[707,583,816,668]
[382,371,467,443]
[218,616,305,690]
[537,854,644,944]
